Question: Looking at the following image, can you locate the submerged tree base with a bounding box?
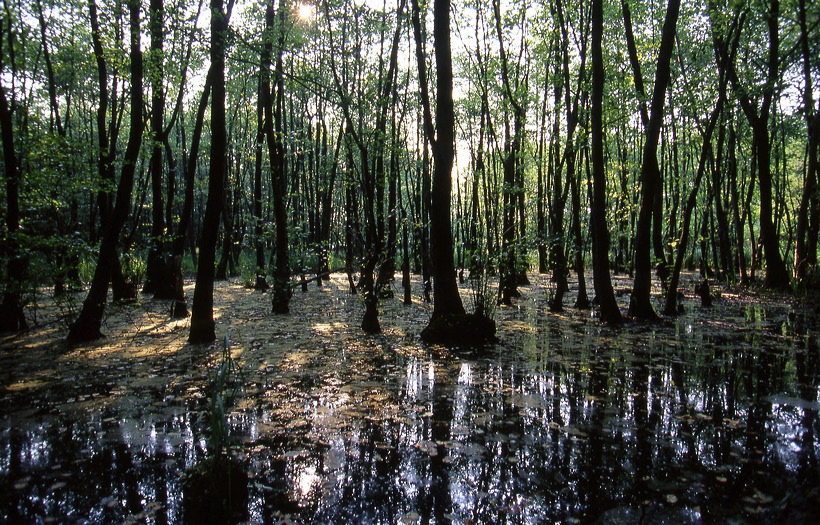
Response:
[66,316,105,344]
[182,455,248,523]
[420,312,497,345]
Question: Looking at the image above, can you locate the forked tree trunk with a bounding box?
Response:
[68,0,144,342]
[627,0,680,321]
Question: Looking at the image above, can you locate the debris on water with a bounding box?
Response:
[0,275,817,524]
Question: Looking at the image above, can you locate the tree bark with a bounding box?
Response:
[68,0,144,342]
[590,0,622,324]
[0,59,27,332]
[627,0,680,321]
[189,0,228,343]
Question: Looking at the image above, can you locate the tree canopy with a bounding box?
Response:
[0,0,817,339]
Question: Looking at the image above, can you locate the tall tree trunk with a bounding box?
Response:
[264,0,291,313]
[0,56,27,332]
[68,0,144,342]
[493,0,527,304]
[427,0,463,319]
[718,0,789,289]
[415,0,495,343]
[143,0,173,297]
[550,0,585,311]
[252,64,269,290]
[590,0,622,324]
[794,0,818,288]
[189,0,228,343]
[627,0,680,321]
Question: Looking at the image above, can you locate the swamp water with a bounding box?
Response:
[0,276,817,524]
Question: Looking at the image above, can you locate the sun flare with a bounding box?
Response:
[296,2,315,22]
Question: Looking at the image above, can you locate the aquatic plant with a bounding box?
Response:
[207,328,245,455]
[182,328,248,522]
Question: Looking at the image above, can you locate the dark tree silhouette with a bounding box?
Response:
[189,0,229,343]
[416,0,496,344]
[627,0,680,320]
[68,0,144,342]
[0,47,27,332]
[589,0,622,324]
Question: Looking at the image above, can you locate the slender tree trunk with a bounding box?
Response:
[170,70,213,318]
[143,0,173,297]
[68,0,144,342]
[252,57,269,290]
[590,0,622,324]
[664,105,721,315]
[189,0,228,343]
[571,151,590,309]
[0,66,27,332]
[493,0,527,304]
[627,0,680,321]
[265,0,291,313]
[794,0,818,288]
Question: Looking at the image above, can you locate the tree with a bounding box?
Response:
[68,0,145,342]
[494,0,529,306]
[264,0,292,313]
[189,0,229,343]
[715,0,789,290]
[793,0,819,289]
[626,0,681,320]
[416,0,496,344]
[589,0,622,324]
[0,20,27,332]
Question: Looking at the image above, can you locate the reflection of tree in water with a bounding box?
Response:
[2,286,818,523]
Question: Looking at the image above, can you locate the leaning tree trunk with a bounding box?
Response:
[68,0,144,342]
[189,0,228,343]
[664,104,721,315]
[627,0,680,321]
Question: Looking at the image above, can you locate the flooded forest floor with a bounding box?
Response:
[1,272,818,524]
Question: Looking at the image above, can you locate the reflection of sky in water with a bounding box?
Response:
[1,303,818,523]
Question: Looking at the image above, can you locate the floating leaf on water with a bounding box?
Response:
[13,477,30,490]
[101,496,119,508]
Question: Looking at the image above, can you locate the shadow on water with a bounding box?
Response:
[1,296,818,524]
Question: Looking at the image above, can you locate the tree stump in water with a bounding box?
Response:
[182,455,248,523]
[361,292,381,334]
[420,313,497,345]
[695,279,713,307]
